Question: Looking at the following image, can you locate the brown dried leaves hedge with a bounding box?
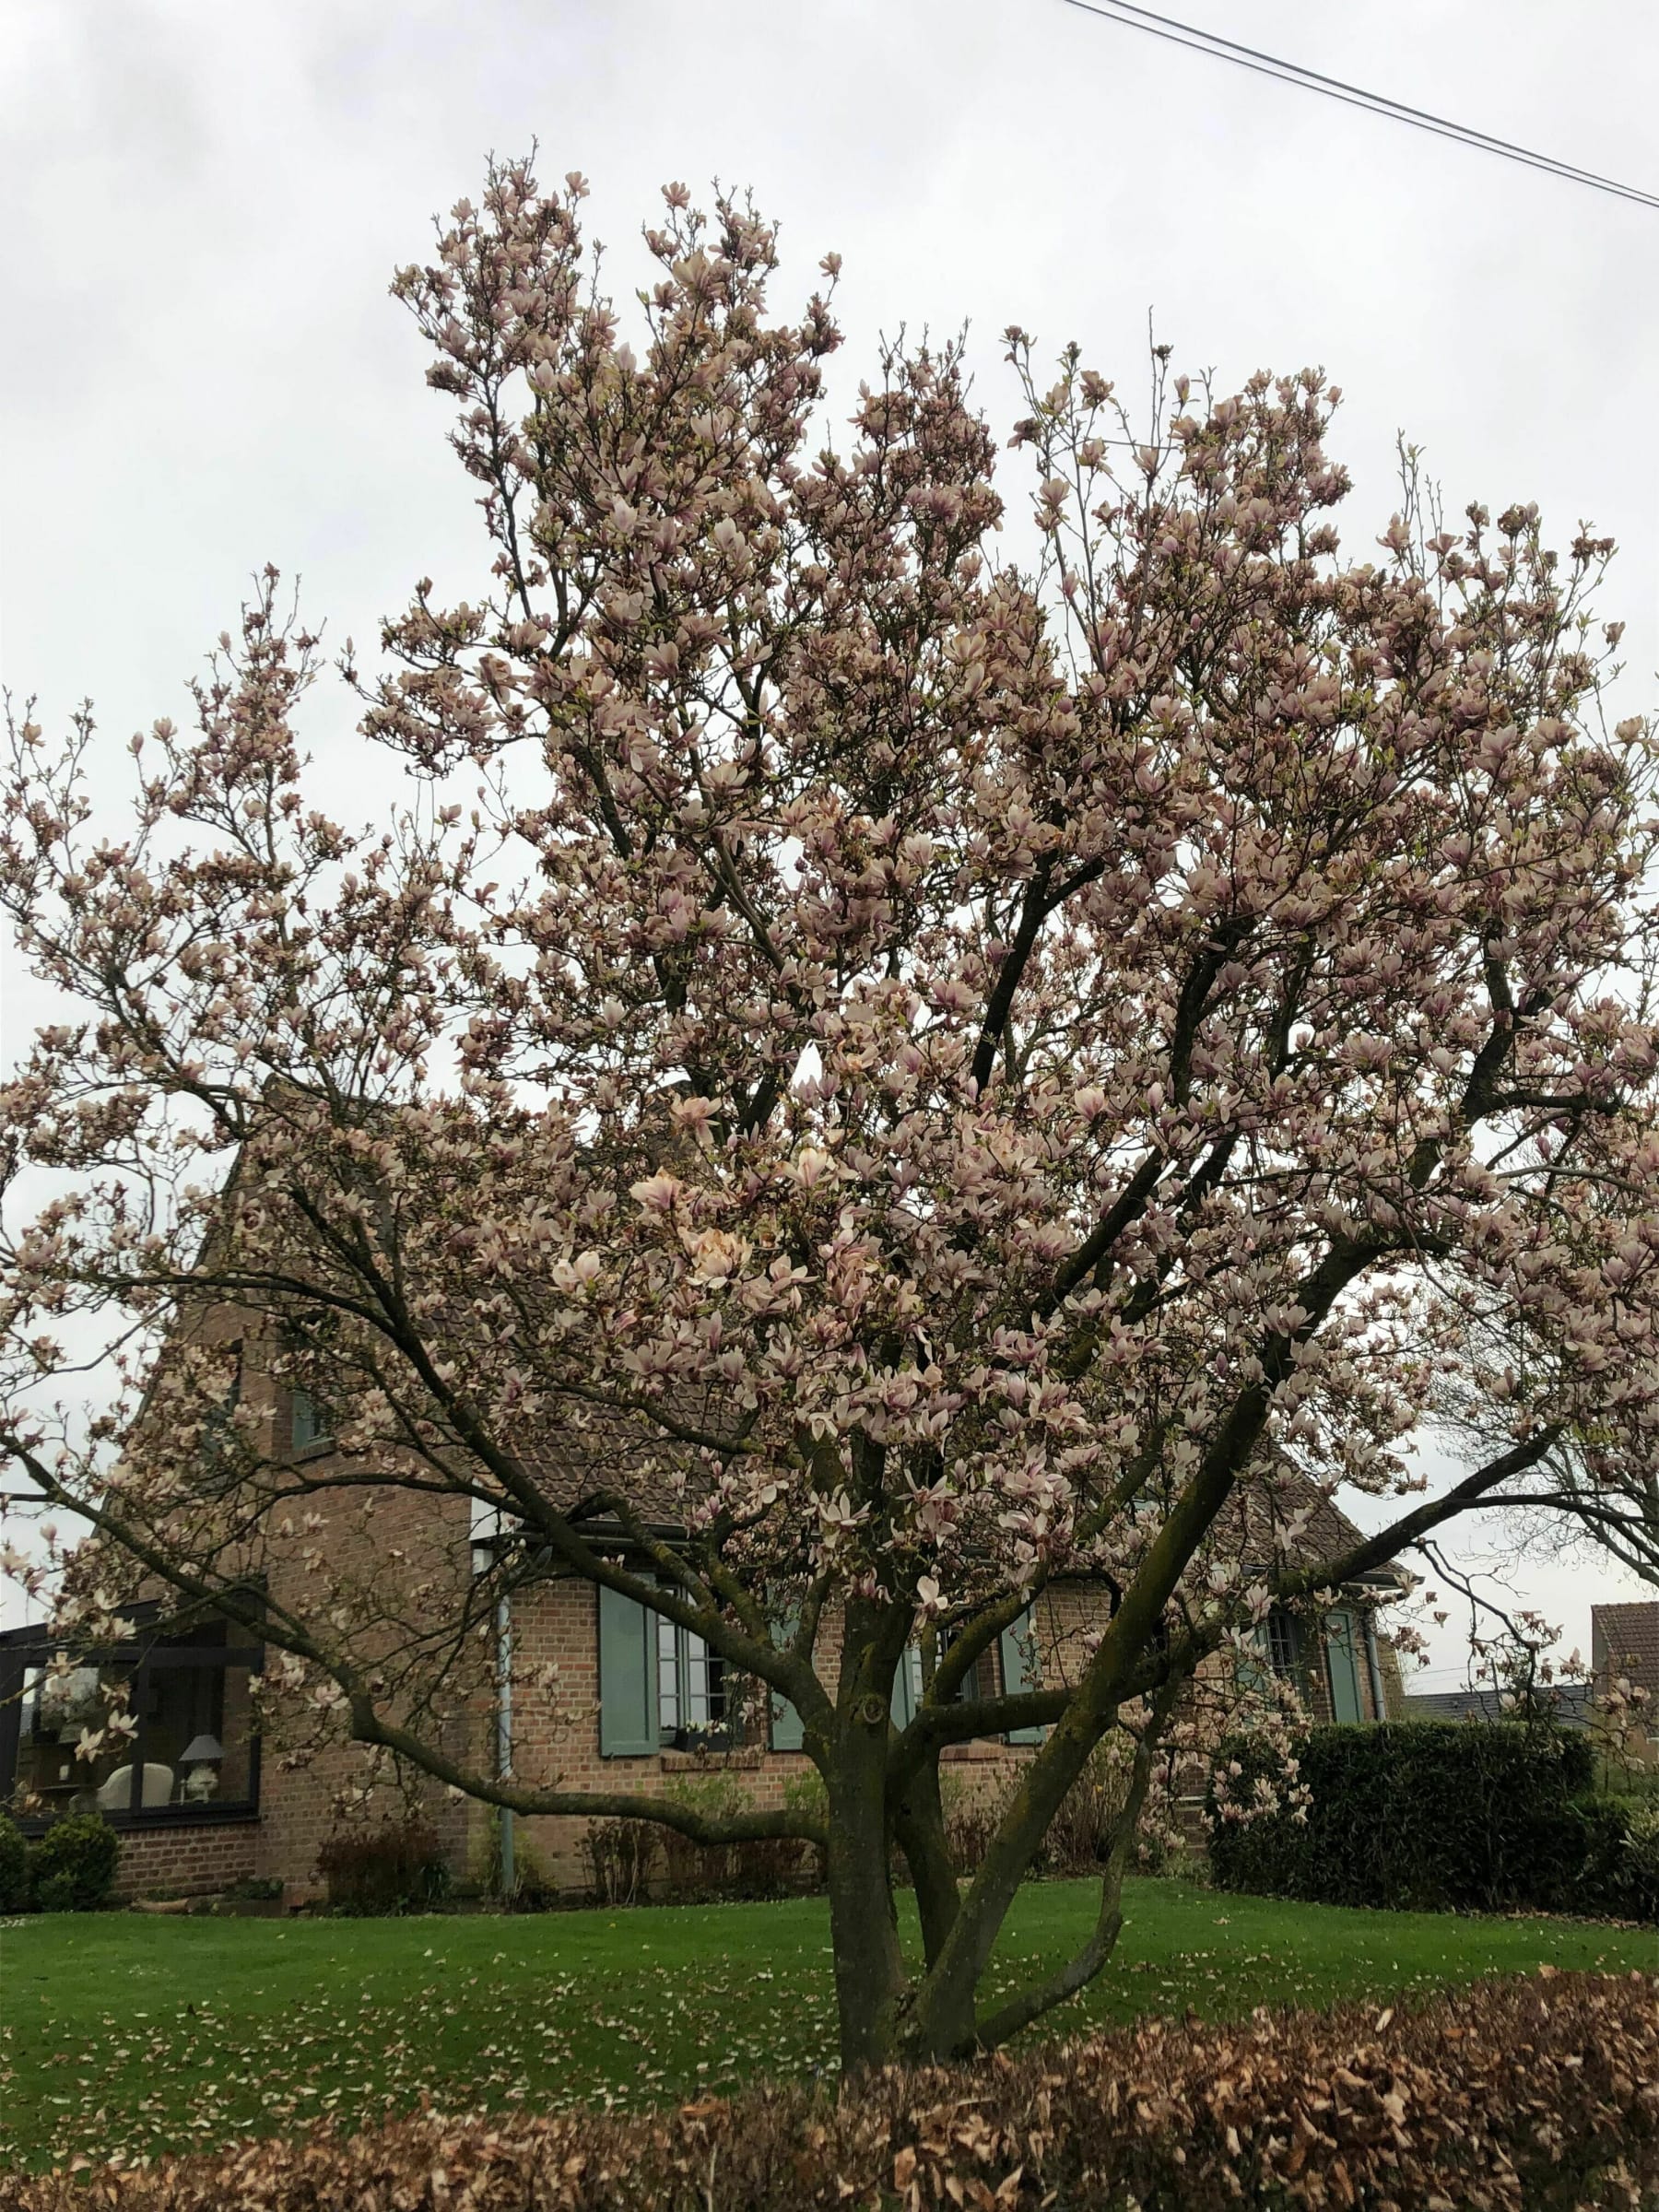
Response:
[5,1971,1655,2212]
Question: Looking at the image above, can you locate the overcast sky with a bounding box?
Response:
[3,0,1656,1670]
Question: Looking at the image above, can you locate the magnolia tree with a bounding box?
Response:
[4,159,1659,2068]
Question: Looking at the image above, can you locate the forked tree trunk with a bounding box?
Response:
[825,1719,911,2072]
[906,1680,1181,2059]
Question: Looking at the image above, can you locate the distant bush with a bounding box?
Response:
[1207,1721,1651,1919]
[6,1971,1653,2211]
[0,1811,29,1912]
[315,1819,451,1915]
[29,1813,120,1912]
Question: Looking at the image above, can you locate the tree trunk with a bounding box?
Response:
[826,1720,910,2073]
[909,1701,1108,2056]
[893,1754,960,1974]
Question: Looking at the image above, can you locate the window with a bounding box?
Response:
[999,1610,1046,1744]
[198,1345,245,1493]
[14,1662,132,1806]
[1239,1607,1308,1702]
[1324,1608,1364,1724]
[656,1615,728,1747]
[290,1383,334,1452]
[769,1606,806,1752]
[890,1644,924,1728]
[0,1613,262,1826]
[595,1583,736,1757]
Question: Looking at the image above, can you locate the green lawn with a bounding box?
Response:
[2,1877,1653,2171]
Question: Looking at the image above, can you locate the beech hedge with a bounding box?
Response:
[3,1972,1653,2211]
[1206,1722,1656,1919]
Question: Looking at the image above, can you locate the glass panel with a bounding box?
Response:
[683,1631,709,1729]
[1236,1626,1272,1697]
[679,1632,725,1732]
[1326,1610,1364,1724]
[657,1615,679,1735]
[14,1662,135,1814]
[143,1656,257,1809]
[291,1385,333,1451]
[940,1634,981,1702]
[200,1351,244,1491]
[1267,1608,1301,1679]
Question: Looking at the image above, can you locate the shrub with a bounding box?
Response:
[29,1812,120,1912]
[580,1818,659,1904]
[315,1819,451,1915]
[657,1771,744,1897]
[728,1835,806,1898]
[6,1972,1653,2210]
[1575,1794,1659,1923]
[782,1771,830,1888]
[940,1738,1170,1880]
[0,1812,29,1912]
[650,1774,812,1901]
[503,1841,559,1913]
[1207,1721,1620,1914]
[942,1776,1003,1874]
[1041,1738,1133,1875]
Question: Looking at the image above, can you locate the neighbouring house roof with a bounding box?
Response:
[1592,1601,1659,1694]
[1401,1684,1593,1730]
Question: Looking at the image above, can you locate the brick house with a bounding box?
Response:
[0,1338,1405,1900]
[1591,1600,1659,1768]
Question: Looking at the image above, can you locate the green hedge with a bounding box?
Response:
[12,1813,123,1912]
[1206,1722,1652,1919]
[0,1811,29,1911]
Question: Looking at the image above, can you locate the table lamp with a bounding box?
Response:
[181,1734,223,1801]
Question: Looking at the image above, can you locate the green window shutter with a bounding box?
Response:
[1325,1608,1363,1724]
[771,1691,806,1751]
[890,1645,922,1729]
[597,1583,658,1756]
[1000,1609,1046,1744]
[770,1607,806,1751]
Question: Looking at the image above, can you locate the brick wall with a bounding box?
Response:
[114,1818,260,1900]
[445,1571,1413,1892]
[504,1575,1046,1889]
[252,1469,487,1893]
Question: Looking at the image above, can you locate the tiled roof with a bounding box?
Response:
[1402,1685,1592,1730]
[1200,1459,1397,1587]
[1592,1601,1659,1694]
[512,1417,1386,1588]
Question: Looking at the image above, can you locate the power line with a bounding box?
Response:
[1059,0,1659,210]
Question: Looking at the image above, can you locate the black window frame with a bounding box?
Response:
[0,1601,264,1834]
